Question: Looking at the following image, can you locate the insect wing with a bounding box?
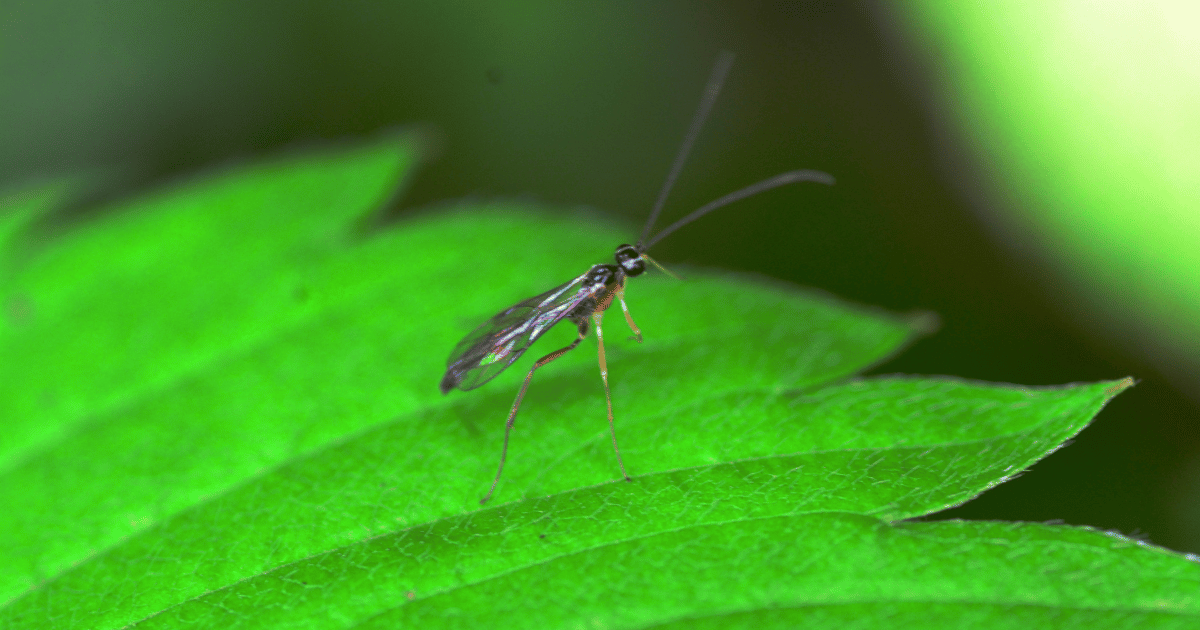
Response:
[440,271,593,393]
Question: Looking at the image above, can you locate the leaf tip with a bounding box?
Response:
[1103,376,1136,401]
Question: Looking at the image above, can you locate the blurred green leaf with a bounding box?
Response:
[1,136,1184,629]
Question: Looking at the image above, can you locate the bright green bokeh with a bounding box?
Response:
[902,3,1200,389]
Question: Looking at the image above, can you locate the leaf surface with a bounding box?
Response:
[0,137,1173,629]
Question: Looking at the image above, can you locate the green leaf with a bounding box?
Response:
[0,136,1178,629]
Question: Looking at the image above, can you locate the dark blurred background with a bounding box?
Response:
[4,1,1197,553]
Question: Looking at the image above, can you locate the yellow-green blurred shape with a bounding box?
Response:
[899,3,1200,392]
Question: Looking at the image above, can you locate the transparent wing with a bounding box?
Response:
[439,271,594,393]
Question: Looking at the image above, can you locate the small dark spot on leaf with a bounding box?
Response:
[406,590,416,600]
[539,534,546,539]
[294,286,310,303]
[301,581,308,585]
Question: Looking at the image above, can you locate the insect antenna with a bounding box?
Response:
[642,169,835,251]
[636,50,736,250]
[640,253,681,280]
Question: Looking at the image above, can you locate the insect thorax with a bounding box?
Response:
[583,264,620,289]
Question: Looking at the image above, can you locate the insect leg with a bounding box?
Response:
[480,319,589,505]
[614,283,643,343]
[592,310,633,482]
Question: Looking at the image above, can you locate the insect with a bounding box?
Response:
[440,52,834,504]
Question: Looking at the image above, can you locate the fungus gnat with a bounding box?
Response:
[440,52,834,504]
